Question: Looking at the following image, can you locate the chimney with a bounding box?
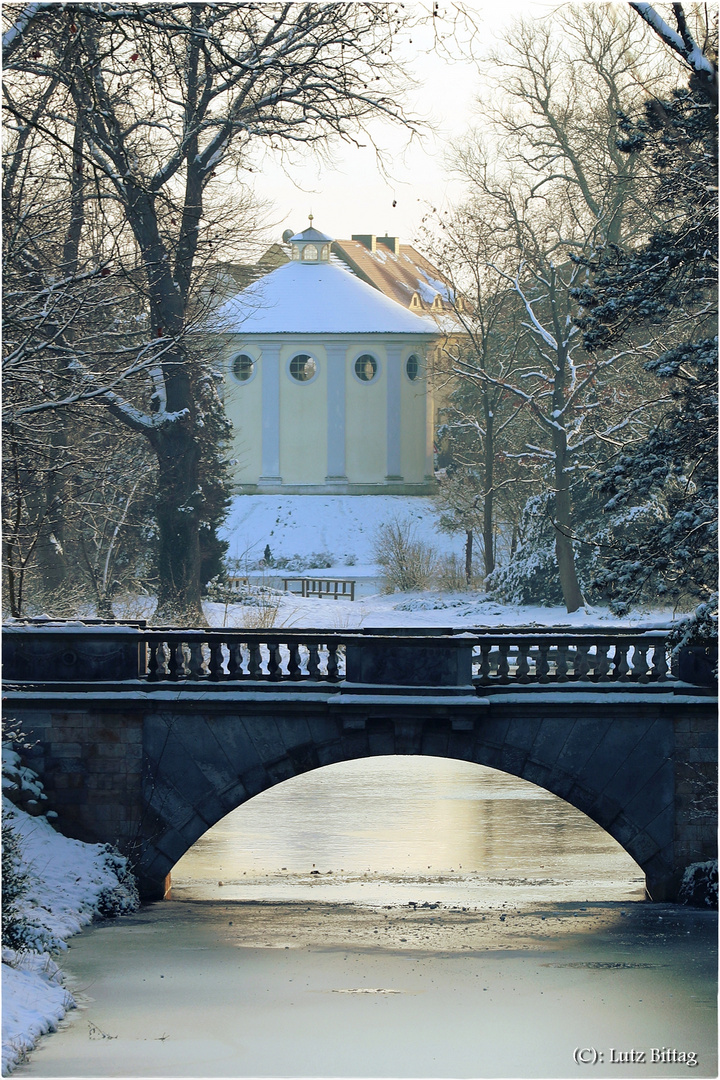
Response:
[352,234,377,252]
[377,235,400,255]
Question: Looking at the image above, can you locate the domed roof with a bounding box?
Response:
[213,259,441,336]
[290,224,334,245]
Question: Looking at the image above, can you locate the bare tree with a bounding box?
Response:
[2,2,419,622]
[430,4,681,611]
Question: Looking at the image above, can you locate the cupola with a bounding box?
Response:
[287,215,333,263]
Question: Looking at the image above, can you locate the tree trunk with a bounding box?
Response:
[464,529,473,585]
[482,489,495,578]
[553,438,584,614]
[35,431,68,600]
[152,424,205,625]
[483,407,495,577]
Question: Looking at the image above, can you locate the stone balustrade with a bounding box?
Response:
[471,630,672,685]
[1,623,695,687]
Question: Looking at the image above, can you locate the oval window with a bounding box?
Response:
[406,354,420,381]
[232,354,255,382]
[289,353,317,382]
[354,354,378,382]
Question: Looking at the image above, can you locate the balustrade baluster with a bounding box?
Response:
[167,639,182,680]
[594,643,611,681]
[536,643,550,683]
[288,642,302,680]
[573,642,591,681]
[555,642,569,682]
[630,641,650,682]
[208,640,225,680]
[146,640,160,681]
[248,641,263,678]
[650,640,669,681]
[227,642,243,679]
[268,641,283,680]
[478,643,491,683]
[516,643,531,682]
[613,642,630,679]
[187,641,204,679]
[308,643,321,678]
[497,643,510,682]
[326,642,340,682]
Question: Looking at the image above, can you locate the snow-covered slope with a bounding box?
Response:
[2,750,138,1076]
[221,494,463,568]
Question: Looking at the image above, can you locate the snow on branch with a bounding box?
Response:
[630,3,717,82]
[2,2,49,63]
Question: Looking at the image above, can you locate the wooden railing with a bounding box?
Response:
[282,578,356,601]
[2,623,692,688]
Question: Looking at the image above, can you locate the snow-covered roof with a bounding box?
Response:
[212,260,441,336]
[290,225,333,244]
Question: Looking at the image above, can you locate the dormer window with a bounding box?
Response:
[410,293,422,310]
[432,294,444,311]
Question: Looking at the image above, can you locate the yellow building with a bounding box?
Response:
[214,222,441,495]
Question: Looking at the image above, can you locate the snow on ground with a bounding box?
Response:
[214,495,680,629]
[203,589,678,632]
[221,494,463,568]
[2,750,138,1075]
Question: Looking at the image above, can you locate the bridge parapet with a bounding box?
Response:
[1,622,703,688]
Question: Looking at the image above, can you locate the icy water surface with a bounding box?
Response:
[18,758,717,1078]
[170,757,646,905]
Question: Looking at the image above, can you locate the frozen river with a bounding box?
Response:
[170,757,647,907]
[17,758,718,1078]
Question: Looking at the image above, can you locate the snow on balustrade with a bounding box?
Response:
[2,624,678,687]
[471,632,670,684]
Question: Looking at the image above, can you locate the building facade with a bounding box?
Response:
[214,222,441,495]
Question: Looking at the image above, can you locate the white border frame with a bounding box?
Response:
[287,350,320,385]
[404,351,424,383]
[229,347,259,386]
[351,350,382,386]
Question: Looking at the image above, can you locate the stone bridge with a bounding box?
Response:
[3,623,716,903]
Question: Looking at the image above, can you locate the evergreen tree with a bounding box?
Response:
[574,76,717,609]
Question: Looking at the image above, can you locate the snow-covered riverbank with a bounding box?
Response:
[2,750,138,1075]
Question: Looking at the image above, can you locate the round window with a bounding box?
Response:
[406,354,420,381]
[289,353,317,382]
[232,354,255,382]
[354,354,378,382]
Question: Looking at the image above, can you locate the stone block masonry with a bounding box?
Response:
[4,684,715,903]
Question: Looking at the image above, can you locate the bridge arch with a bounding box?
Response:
[139,703,673,901]
[169,754,644,895]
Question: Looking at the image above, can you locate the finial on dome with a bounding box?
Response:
[308,213,314,224]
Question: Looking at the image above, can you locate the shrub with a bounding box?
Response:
[96,846,140,917]
[434,553,482,591]
[678,861,718,909]
[2,820,30,949]
[374,517,437,593]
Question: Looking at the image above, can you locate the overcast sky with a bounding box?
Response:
[250,0,557,246]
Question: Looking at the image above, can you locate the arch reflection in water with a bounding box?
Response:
[170,757,645,906]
